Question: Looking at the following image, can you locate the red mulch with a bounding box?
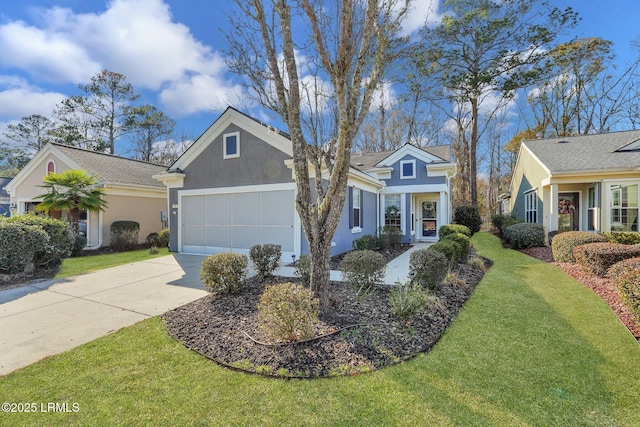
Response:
[519,246,640,342]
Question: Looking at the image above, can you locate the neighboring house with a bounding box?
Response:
[0,177,11,216]
[154,107,456,258]
[507,130,640,235]
[6,143,168,248]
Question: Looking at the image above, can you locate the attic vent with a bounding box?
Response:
[558,140,569,144]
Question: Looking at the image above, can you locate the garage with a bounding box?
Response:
[180,189,296,257]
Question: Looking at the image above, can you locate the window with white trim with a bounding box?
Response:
[352,188,361,229]
[384,194,402,229]
[610,184,638,231]
[524,189,537,223]
[587,187,597,231]
[47,160,55,175]
[223,132,240,159]
[400,159,416,179]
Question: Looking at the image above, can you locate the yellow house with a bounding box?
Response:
[507,131,640,236]
[6,143,168,248]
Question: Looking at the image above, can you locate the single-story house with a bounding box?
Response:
[506,130,640,235]
[0,176,11,216]
[153,107,456,259]
[6,143,168,248]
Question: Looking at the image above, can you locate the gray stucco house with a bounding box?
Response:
[154,107,456,258]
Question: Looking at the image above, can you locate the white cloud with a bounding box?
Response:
[0,76,66,118]
[399,0,441,36]
[159,74,243,117]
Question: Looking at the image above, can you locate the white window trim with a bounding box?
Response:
[524,189,537,223]
[352,187,362,233]
[223,131,240,159]
[400,159,416,179]
[46,160,56,175]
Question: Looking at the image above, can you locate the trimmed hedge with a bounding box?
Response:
[454,205,482,234]
[352,234,378,250]
[200,252,248,294]
[409,248,448,291]
[439,224,472,238]
[0,222,49,274]
[442,232,471,259]
[551,231,608,263]
[500,217,523,235]
[607,257,640,282]
[377,226,403,249]
[599,231,640,245]
[503,222,545,249]
[249,244,281,279]
[110,220,140,251]
[608,258,640,323]
[573,242,640,277]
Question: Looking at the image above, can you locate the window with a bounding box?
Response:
[400,160,416,179]
[587,187,597,231]
[223,132,240,159]
[47,160,55,174]
[610,184,638,231]
[384,194,402,229]
[524,190,537,223]
[352,188,361,229]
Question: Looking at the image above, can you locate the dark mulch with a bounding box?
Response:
[519,245,640,342]
[163,255,489,378]
[328,244,411,270]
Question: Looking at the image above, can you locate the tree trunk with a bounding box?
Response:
[470,97,479,205]
[308,238,332,315]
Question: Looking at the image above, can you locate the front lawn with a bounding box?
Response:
[55,247,170,278]
[1,233,639,426]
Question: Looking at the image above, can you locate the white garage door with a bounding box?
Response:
[181,190,295,257]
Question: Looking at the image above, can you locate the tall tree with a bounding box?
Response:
[35,169,108,234]
[225,0,409,314]
[2,114,56,155]
[128,105,176,162]
[420,0,578,205]
[56,70,139,154]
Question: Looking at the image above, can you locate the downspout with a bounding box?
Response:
[447,167,458,224]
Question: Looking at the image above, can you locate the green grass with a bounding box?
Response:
[1,232,639,426]
[55,247,170,278]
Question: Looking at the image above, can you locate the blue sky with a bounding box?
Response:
[0,0,638,155]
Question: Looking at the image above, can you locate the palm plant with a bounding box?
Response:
[36,169,108,234]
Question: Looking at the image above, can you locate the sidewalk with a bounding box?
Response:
[383,242,432,285]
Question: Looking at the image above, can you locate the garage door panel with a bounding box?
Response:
[206,194,231,225]
[262,191,294,226]
[207,225,231,249]
[232,225,260,249]
[183,196,205,225]
[233,193,260,225]
[183,225,206,246]
[262,227,294,251]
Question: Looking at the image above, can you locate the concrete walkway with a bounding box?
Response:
[0,248,414,376]
[383,242,432,285]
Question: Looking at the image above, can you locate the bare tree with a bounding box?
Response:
[225,0,409,313]
[128,105,176,162]
[2,114,56,155]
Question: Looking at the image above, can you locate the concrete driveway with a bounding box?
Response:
[0,254,208,376]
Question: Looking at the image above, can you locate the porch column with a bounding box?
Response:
[439,191,447,227]
[549,184,558,231]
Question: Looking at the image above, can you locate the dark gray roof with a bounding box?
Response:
[51,143,167,188]
[523,130,640,173]
[350,144,452,170]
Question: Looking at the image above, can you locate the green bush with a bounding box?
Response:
[551,231,608,263]
[352,234,378,250]
[249,244,282,279]
[5,214,75,269]
[72,234,87,257]
[377,226,403,249]
[608,262,640,323]
[409,247,449,291]
[340,250,386,301]
[430,239,462,265]
[607,257,640,282]
[574,243,640,277]
[442,232,471,259]
[257,282,319,343]
[454,205,482,234]
[503,222,545,249]
[439,224,472,238]
[389,282,428,319]
[145,232,161,248]
[548,230,562,246]
[500,217,523,235]
[110,220,140,251]
[0,221,49,274]
[599,231,640,245]
[490,214,513,233]
[200,252,248,294]
[294,254,311,284]
[158,228,170,247]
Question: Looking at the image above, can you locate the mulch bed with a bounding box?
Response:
[519,246,640,342]
[163,254,489,378]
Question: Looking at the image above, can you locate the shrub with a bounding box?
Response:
[574,243,640,277]
[442,232,471,259]
[249,244,282,279]
[200,252,248,294]
[0,221,49,274]
[468,255,487,272]
[389,282,427,319]
[551,231,608,263]
[71,234,87,257]
[110,220,140,251]
[454,205,482,234]
[352,234,378,250]
[377,226,403,249]
[500,217,523,235]
[409,247,448,291]
[145,232,161,248]
[158,228,170,247]
[599,231,640,245]
[149,246,159,255]
[548,230,562,246]
[6,214,75,269]
[607,257,640,282]
[609,269,640,323]
[430,239,462,265]
[340,250,386,301]
[439,224,472,238]
[294,254,311,284]
[503,222,545,249]
[490,214,513,233]
[257,282,319,343]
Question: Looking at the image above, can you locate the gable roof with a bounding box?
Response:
[523,130,640,174]
[350,144,452,170]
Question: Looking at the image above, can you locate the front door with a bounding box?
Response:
[421,200,437,238]
[558,192,580,232]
